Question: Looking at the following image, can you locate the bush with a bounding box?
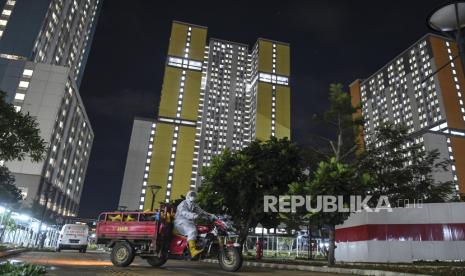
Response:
[0,261,46,275]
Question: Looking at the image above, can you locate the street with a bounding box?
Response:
[5,251,350,275]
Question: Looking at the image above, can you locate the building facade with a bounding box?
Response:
[1,0,100,221]
[350,34,465,196]
[0,0,99,85]
[119,21,291,211]
[118,117,155,211]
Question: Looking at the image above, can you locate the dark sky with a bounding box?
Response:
[78,0,444,218]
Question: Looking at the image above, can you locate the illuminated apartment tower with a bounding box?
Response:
[118,21,291,211]
[350,34,465,196]
[0,0,100,220]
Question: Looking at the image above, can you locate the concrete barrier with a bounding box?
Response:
[335,202,465,263]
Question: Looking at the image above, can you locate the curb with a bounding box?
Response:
[0,248,28,258]
[201,259,430,276]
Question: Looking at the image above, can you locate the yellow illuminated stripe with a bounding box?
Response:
[258,40,273,73]
[256,82,273,141]
[275,86,291,139]
[168,23,188,58]
[171,126,196,200]
[146,123,174,209]
[159,66,182,118]
[181,70,202,120]
[276,44,290,76]
[189,27,207,61]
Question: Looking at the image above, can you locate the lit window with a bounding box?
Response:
[18,81,29,89]
[14,93,25,100]
[23,69,33,77]
[2,9,11,16]
[0,20,7,26]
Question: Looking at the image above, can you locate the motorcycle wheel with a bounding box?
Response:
[110,242,135,267]
[146,256,168,267]
[218,247,242,272]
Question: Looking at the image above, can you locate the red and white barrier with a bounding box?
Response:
[335,203,465,262]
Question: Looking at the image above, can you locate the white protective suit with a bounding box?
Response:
[174,191,210,241]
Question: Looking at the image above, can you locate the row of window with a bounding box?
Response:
[0,0,16,39]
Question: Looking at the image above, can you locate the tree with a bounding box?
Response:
[0,213,17,242]
[310,83,362,163]
[0,166,22,208]
[285,181,325,260]
[358,123,455,206]
[0,91,46,208]
[312,83,363,265]
[197,137,304,247]
[305,158,370,265]
[289,158,371,265]
[291,83,364,265]
[0,91,46,162]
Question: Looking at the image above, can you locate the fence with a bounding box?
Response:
[0,206,60,248]
[244,234,328,259]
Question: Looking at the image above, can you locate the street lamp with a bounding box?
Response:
[427,1,465,76]
[147,185,161,211]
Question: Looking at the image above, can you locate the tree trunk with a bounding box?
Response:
[237,221,251,255]
[308,224,312,260]
[328,225,336,266]
[238,213,254,253]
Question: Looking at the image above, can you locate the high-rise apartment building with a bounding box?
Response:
[119,21,290,211]
[350,34,465,196]
[0,0,98,85]
[1,0,100,220]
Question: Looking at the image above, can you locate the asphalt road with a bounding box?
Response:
[5,250,350,275]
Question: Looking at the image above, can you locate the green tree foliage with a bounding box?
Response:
[197,137,304,246]
[0,166,22,207]
[297,83,455,266]
[311,83,362,162]
[0,91,46,162]
[288,83,365,265]
[312,84,363,265]
[358,123,455,206]
[290,158,371,265]
[0,91,46,207]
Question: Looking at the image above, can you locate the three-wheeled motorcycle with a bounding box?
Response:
[95,206,242,272]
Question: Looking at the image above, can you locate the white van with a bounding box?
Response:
[57,224,89,253]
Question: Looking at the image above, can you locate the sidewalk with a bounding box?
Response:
[0,248,28,258]
[202,259,430,276]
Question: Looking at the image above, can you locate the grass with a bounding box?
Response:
[0,261,46,275]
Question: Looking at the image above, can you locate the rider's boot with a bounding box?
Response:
[188,240,203,257]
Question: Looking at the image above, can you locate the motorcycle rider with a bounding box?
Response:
[174,191,215,257]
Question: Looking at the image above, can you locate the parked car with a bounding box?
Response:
[57,224,89,253]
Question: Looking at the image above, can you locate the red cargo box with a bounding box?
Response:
[96,212,162,243]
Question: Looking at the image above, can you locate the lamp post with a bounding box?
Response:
[427,1,465,77]
[147,185,161,211]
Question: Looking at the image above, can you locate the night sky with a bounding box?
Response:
[78,0,445,218]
